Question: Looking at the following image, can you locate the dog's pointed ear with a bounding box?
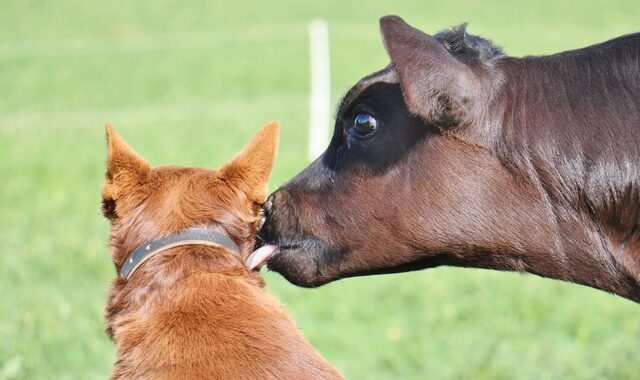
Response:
[105,124,150,182]
[102,124,151,219]
[380,16,480,126]
[221,121,279,204]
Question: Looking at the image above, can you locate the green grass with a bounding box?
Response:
[1,0,639,378]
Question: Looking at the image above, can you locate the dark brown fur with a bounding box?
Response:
[260,16,640,303]
[101,122,343,379]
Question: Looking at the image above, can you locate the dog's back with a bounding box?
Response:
[101,123,343,379]
[109,247,342,379]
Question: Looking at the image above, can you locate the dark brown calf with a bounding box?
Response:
[257,16,640,302]
[101,123,343,379]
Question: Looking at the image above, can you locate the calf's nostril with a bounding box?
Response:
[263,196,273,214]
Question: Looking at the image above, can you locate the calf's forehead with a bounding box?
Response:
[336,67,399,117]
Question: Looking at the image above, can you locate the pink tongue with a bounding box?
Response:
[245,244,277,270]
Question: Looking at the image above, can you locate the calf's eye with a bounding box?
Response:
[353,113,378,136]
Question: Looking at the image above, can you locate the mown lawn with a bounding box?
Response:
[1,1,639,379]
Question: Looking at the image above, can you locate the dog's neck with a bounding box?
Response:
[105,241,263,340]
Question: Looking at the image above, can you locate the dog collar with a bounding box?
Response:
[120,227,240,280]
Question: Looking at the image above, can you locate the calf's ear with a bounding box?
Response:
[102,124,151,219]
[380,16,481,127]
[221,121,279,205]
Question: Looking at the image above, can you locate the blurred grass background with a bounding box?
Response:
[1,0,639,379]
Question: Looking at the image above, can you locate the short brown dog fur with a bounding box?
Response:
[101,122,343,379]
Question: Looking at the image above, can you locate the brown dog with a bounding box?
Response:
[101,122,343,379]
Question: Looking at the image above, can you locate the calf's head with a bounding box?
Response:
[259,16,551,287]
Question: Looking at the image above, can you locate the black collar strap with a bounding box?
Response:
[120,227,240,280]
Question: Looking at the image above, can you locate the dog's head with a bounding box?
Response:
[101,122,279,272]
